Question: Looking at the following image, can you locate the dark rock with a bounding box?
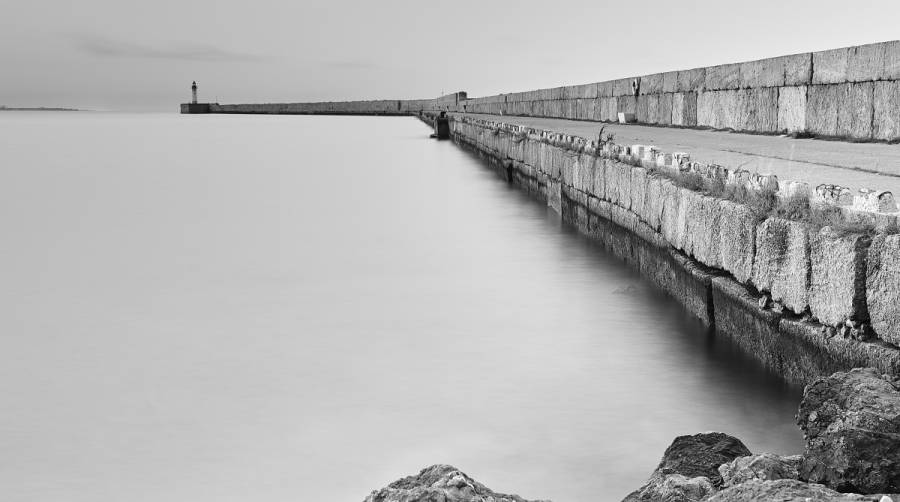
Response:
[654,433,752,486]
[705,479,891,501]
[363,464,547,502]
[622,432,751,501]
[797,368,900,493]
[718,453,803,487]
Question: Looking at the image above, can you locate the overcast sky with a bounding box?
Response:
[2,0,899,111]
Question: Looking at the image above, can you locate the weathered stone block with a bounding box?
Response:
[640,72,664,95]
[778,86,807,133]
[630,167,649,221]
[615,163,633,210]
[647,94,660,123]
[784,53,813,86]
[739,88,779,132]
[806,84,840,136]
[598,80,614,98]
[591,157,607,199]
[846,42,885,82]
[644,175,665,230]
[617,95,637,115]
[677,68,706,92]
[718,200,757,284]
[740,57,786,88]
[575,153,596,193]
[636,94,652,123]
[662,71,679,93]
[549,145,566,178]
[711,276,784,371]
[659,179,682,247]
[698,90,740,129]
[809,228,869,326]
[836,82,874,139]
[674,188,700,254]
[582,83,599,99]
[705,63,741,90]
[867,234,900,345]
[614,78,636,97]
[752,218,810,314]
[813,47,850,84]
[603,97,618,122]
[874,80,900,141]
[687,194,722,268]
[657,93,673,125]
[884,40,900,80]
[672,92,697,126]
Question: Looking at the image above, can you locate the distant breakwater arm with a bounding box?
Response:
[180,92,466,115]
[183,40,900,142]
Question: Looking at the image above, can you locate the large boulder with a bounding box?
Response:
[623,432,751,501]
[363,464,546,502]
[706,479,891,501]
[623,474,714,502]
[718,453,803,487]
[797,368,900,493]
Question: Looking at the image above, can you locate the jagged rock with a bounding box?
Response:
[623,433,751,501]
[718,453,803,487]
[622,473,715,502]
[797,368,900,493]
[705,479,890,501]
[363,464,546,502]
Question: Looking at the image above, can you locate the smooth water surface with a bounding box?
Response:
[0,112,803,501]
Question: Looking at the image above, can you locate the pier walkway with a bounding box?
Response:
[456,113,900,195]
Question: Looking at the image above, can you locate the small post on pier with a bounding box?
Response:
[191,81,198,104]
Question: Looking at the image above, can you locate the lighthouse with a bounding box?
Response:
[180,81,211,113]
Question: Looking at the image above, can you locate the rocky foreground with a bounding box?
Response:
[363,368,900,501]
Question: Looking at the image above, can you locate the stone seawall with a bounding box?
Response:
[188,42,900,141]
[439,113,900,384]
[200,92,467,116]
[441,41,900,142]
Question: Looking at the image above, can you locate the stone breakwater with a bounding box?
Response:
[185,42,900,141]
[187,92,467,116]
[439,113,900,385]
[452,41,900,142]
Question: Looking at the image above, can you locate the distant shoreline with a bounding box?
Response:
[0,106,82,111]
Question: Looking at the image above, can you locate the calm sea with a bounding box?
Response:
[0,112,802,501]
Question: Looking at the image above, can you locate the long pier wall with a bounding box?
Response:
[439,113,900,384]
[454,41,900,141]
[183,92,467,115]
[186,40,900,141]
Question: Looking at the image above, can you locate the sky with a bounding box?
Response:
[2,0,900,111]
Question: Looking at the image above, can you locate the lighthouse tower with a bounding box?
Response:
[191,81,198,104]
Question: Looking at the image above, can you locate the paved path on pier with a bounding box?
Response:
[457,113,900,195]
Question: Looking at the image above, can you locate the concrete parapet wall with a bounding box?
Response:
[446,113,900,384]
[458,40,900,141]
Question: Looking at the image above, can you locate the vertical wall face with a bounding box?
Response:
[460,41,900,141]
[445,114,900,383]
